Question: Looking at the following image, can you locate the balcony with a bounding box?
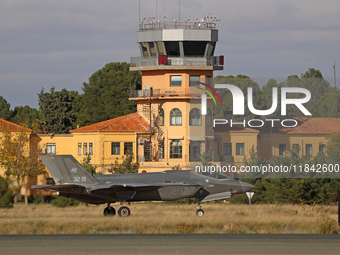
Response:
[129,88,203,100]
[130,56,224,71]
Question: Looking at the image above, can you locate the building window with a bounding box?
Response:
[111,142,120,155]
[319,144,326,154]
[46,143,56,155]
[206,108,212,126]
[236,143,245,155]
[170,139,182,158]
[78,143,82,155]
[170,75,182,87]
[124,142,133,155]
[205,76,212,85]
[190,141,201,161]
[292,144,300,154]
[83,143,88,155]
[170,108,182,126]
[144,141,152,162]
[189,108,201,126]
[279,144,286,156]
[89,143,93,155]
[306,144,313,155]
[158,108,164,126]
[223,143,232,156]
[159,141,164,159]
[189,75,200,87]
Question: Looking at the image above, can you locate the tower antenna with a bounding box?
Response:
[179,0,181,23]
[334,60,338,117]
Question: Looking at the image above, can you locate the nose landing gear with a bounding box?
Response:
[196,202,204,216]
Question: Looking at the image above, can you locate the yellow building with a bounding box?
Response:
[37,112,149,173]
[0,118,39,197]
[0,119,32,176]
[257,117,340,160]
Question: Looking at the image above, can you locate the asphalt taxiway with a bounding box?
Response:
[1,234,340,255]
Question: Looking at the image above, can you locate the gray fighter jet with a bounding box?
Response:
[32,155,255,217]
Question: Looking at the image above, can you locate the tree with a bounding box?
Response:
[10,105,40,128]
[311,91,340,117]
[0,96,12,120]
[0,124,45,204]
[283,69,333,117]
[38,87,78,133]
[82,154,96,175]
[113,153,139,174]
[0,176,14,208]
[77,62,141,126]
[213,75,263,120]
[261,78,283,117]
[326,131,340,162]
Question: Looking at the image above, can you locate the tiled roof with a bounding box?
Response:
[214,125,259,133]
[260,117,340,134]
[70,112,149,133]
[0,118,32,132]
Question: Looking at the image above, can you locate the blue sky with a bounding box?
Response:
[1,0,339,109]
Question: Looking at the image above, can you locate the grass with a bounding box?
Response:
[0,203,339,234]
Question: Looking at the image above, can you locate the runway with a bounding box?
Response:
[1,234,340,255]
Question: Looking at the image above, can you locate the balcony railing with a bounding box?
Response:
[129,88,203,99]
[139,21,217,31]
[130,56,224,69]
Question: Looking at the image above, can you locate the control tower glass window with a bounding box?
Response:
[183,41,206,56]
[164,41,180,56]
[148,42,157,56]
[170,75,182,87]
[157,42,165,55]
[206,42,216,56]
[141,42,148,57]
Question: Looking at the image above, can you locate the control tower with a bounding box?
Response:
[129,16,224,172]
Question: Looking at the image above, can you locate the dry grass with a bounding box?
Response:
[0,203,339,234]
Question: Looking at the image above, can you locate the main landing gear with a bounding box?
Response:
[103,203,131,217]
[196,202,204,216]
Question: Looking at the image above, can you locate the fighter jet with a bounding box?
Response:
[32,155,255,217]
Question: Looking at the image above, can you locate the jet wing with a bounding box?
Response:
[31,184,86,194]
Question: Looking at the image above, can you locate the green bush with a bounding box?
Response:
[51,196,80,208]
[0,176,14,208]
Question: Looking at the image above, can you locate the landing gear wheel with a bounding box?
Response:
[118,206,131,217]
[196,209,204,216]
[103,207,116,216]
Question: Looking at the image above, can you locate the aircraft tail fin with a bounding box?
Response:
[40,155,98,186]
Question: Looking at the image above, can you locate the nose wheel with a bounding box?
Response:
[196,208,204,216]
[196,202,204,216]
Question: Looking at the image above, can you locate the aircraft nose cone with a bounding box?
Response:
[240,181,256,192]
